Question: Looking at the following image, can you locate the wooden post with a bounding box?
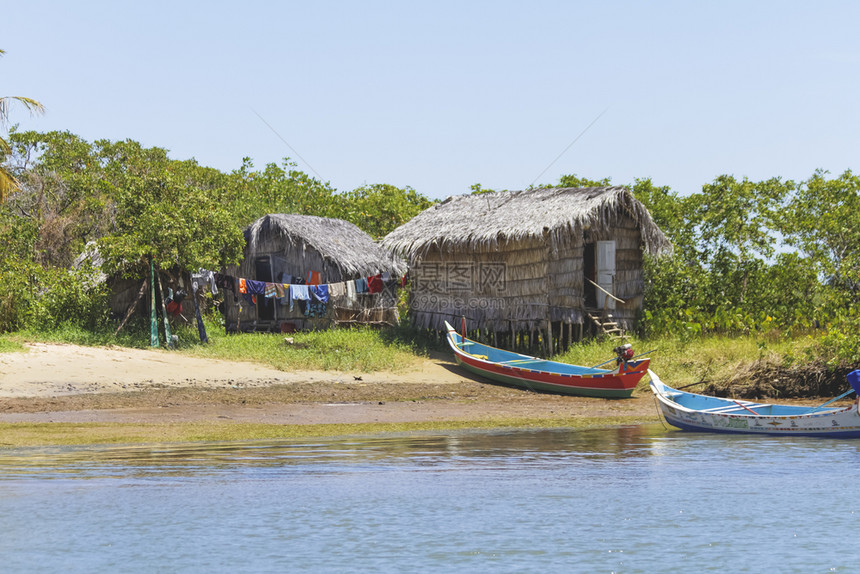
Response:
[156,271,174,349]
[150,260,159,348]
[546,320,553,357]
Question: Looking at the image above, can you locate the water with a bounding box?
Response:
[1,425,859,573]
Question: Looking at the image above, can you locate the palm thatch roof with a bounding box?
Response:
[383,186,672,256]
[246,214,406,277]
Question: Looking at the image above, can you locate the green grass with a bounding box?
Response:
[0,336,27,353]
[554,331,814,391]
[2,317,819,386]
[0,416,661,447]
[176,321,426,372]
[6,323,151,349]
[1,318,431,373]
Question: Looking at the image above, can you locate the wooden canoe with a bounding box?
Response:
[444,321,649,398]
[649,369,860,437]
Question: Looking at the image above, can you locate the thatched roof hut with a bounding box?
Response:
[383,186,670,350]
[224,214,406,332]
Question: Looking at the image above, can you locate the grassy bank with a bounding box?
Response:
[1,320,431,373]
[0,416,661,447]
[556,331,814,390]
[0,320,821,386]
[180,323,427,372]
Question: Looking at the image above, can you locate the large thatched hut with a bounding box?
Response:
[382,186,671,352]
[223,214,406,333]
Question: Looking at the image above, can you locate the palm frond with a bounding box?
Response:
[0,96,46,124]
[0,165,19,203]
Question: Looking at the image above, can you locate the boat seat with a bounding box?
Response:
[701,403,769,414]
[498,359,541,366]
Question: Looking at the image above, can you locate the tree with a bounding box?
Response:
[781,169,860,295]
[556,174,612,188]
[686,175,792,305]
[93,139,245,278]
[5,130,109,267]
[229,158,340,226]
[336,183,435,239]
[1,49,45,201]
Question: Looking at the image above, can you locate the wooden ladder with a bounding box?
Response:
[587,312,625,339]
[584,279,627,340]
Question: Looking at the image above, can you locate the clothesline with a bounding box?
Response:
[192,269,403,307]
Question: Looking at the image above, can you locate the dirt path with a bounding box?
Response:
[0,343,659,425]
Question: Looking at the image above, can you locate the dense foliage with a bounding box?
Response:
[1,124,859,366]
[0,130,434,332]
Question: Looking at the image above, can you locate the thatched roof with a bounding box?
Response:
[382,186,672,257]
[246,214,406,277]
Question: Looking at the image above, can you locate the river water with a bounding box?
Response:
[1,425,858,573]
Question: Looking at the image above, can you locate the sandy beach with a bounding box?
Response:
[0,342,659,426]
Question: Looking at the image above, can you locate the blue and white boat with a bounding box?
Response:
[649,369,860,437]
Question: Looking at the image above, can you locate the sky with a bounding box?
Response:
[4,1,859,200]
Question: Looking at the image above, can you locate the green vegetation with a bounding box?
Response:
[0,418,659,447]
[179,321,425,372]
[0,45,858,376]
[556,331,814,390]
[0,337,25,353]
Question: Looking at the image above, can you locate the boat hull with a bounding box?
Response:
[650,370,860,438]
[445,322,648,398]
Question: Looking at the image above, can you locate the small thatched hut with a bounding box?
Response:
[382,186,671,352]
[72,243,193,325]
[223,214,406,333]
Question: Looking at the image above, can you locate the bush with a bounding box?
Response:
[24,265,111,332]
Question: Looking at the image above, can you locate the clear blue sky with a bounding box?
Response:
[5,1,859,199]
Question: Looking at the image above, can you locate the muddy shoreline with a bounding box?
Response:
[0,343,660,426]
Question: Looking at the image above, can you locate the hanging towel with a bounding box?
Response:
[345,279,357,304]
[238,278,247,294]
[279,284,291,306]
[307,271,321,285]
[264,282,277,299]
[310,284,330,304]
[245,279,266,296]
[355,278,369,293]
[367,274,383,294]
[329,282,346,298]
[273,283,286,299]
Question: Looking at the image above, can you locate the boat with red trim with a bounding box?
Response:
[444,321,650,398]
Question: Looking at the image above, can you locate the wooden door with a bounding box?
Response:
[596,240,616,311]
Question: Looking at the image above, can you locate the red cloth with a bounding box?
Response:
[306,271,321,285]
[367,274,383,294]
[166,300,182,316]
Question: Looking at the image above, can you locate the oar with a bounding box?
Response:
[590,349,657,369]
[817,388,856,408]
[732,400,760,415]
